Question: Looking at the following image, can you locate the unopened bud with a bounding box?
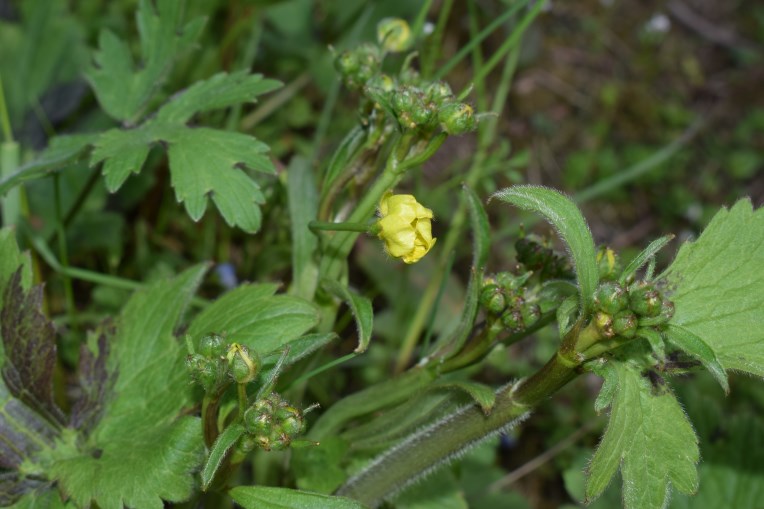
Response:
[438,102,476,135]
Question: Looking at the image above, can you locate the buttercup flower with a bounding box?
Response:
[376,192,436,264]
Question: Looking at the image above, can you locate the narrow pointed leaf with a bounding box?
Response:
[429,185,490,359]
[619,234,674,284]
[491,186,598,314]
[433,380,496,415]
[229,486,366,509]
[288,156,320,300]
[201,424,245,491]
[664,324,729,394]
[322,279,373,353]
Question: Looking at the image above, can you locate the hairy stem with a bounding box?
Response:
[336,352,579,507]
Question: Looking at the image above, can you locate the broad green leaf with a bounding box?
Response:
[164,126,275,232]
[491,186,598,314]
[432,380,496,415]
[0,135,95,197]
[619,234,674,284]
[662,199,764,377]
[292,436,349,493]
[429,185,490,359]
[187,283,320,356]
[663,324,728,393]
[86,0,204,122]
[229,486,366,509]
[322,279,373,353]
[201,424,245,491]
[50,266,208,509]
[587,362,699,509]
[288,156,320,300]
[157,71,282,124]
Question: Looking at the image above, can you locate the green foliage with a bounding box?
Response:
[587,360,699,509]
[229,486,366,509]
[662,199,764,378]
[491,186,599,315]
[86,0,205,124]
[186,283,319,356]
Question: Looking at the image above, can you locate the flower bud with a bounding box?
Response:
[612,310,637,338]
[596,247,620,281]
[501,309,524,331]
[438,102,476,135]
[495,271,531,292]
[520,303,542,327]
[425,81,454,106]
[629,283,662,317]
[199,333,226,359]
[480,284,506,315]
[280,415,305,437]
[227,343,261,384]
[334,44,380,90]
[377,18,413,53]
[594,311,615,338]
[594,282,628,315]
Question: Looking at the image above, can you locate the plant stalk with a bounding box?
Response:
[336,351,579,507]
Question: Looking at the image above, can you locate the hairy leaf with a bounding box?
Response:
[201,424,245,491]
[619,234,674,284]
[322,279,373,353]
[664,324,728,393]
[432,380,496,415]
[229,486,366,509]
[87,0,204,122]
[90,127,153,192]
[50,266,208,509]
[491,186,598,315]
[69,325,114,433]
[587,361,699,509]
[662,199,764,378]
[1,270,65,425]
[187,284,319,356]
[157,71,281,124]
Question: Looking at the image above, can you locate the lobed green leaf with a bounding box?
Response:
[662,199,764,378]
[587,361,699,509]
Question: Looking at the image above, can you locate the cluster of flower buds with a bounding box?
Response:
[186,334,261,393]
[333,17,478,137]
[240,393,310,452]
[515,236,575,281]
[592,281,675,339]
[186,333,230,394]
[479,272,543,334]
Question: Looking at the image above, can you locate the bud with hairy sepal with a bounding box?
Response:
[501,309,525,332]
[377,18,413,53]
[438,102,476,135]
[594,311,615,339]
[594,281,629,315]
[596,246,621,281]
[334,44,380,90]
[425,81,454,106]
[628,283,662,317]
[199,333,227,358]
[187,352,228,394]
[227,343,261,384]
[479,284,507,315]
[520,303,541,328]
[639,298,675,327]
[612,310,638,338]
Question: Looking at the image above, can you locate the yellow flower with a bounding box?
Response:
[376,193,436,264]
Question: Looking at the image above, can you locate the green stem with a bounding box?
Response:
[202,394,223,448]
[54,174,77,334]
[237,384,248,421]
[336,352,579,507]
[309,221,371,234]
[0,74,12,142]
